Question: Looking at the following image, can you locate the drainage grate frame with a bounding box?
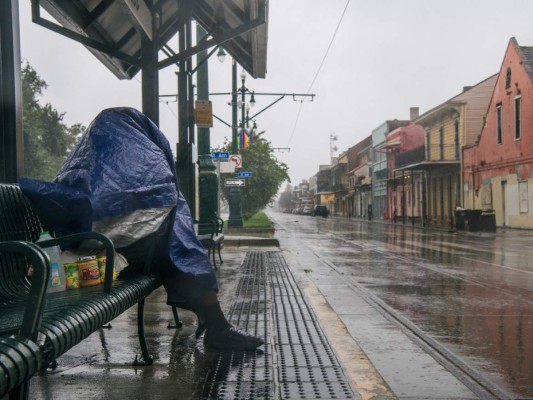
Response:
[202,251,357,400]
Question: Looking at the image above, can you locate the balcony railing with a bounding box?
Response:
[395,146,425,168]
[395,144,459,168]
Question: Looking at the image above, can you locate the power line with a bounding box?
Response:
[287,0,351,146]
[305,0,351,94]
[287,101,304,146]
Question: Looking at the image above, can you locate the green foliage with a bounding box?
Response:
[21,63,84,180]
[278,190,295,211]
[224,211,272,228]
[243,211,272,228]
[218,135,289,214]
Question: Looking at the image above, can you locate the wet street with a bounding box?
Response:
[268,211,533,399]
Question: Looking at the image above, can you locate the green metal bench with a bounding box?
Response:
[0,183,158,399]
[0,335,41,400]
[196,213,224,270]
[0,240,48,400]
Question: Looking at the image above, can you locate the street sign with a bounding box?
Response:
[229,154,242,168]
[237,172,252,178]
[211,151,230,160]
[195,100,213,128]
[225,179,246,187]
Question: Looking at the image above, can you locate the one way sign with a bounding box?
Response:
[225,179,246,187]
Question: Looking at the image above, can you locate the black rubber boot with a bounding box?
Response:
[202,303,264,350]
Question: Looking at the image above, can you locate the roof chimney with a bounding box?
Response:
[463,86,472,92]
[410,107,419,121]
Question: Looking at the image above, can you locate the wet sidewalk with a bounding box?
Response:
[24,238,485,400]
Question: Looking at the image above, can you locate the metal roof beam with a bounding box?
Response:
[157,15,265,70]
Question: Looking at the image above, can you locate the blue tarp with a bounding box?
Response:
[19,107,217,289]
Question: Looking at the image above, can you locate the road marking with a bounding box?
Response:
[459,256,533,275]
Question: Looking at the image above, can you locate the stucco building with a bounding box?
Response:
[414,74,497,228]
[463,38,533,228]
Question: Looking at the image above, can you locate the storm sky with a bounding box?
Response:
[18,0,533,187]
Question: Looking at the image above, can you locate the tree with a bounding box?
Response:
[278,190,295,211]
[22,62,83,180]
[219,135,289,217]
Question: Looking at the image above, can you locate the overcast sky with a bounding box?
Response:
[18,0,533,187]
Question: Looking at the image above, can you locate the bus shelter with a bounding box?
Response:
[1,0,268,215]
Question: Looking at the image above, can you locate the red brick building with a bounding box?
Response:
[463,38,533,228]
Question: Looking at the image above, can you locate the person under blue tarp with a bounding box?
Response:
[19,107,263,351]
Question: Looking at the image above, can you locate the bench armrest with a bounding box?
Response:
[36,232,115,294]
[195,219,217,239]
[213,213,224,234]
[0,241,50,341]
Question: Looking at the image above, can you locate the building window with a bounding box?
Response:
[496,104,502,144]
[515,95,521,140]
[505,67,512,90]
[439,126,444,160]
[426,129,431,160]
[454,119,459,160]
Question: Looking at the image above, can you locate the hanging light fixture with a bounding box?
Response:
[217,47,226,63]
[250,91,256,107]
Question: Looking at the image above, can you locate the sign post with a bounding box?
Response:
[225,179,246,187]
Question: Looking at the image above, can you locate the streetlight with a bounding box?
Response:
[228,60,244,227]
[208,62,316,227]
[240,69,256,131]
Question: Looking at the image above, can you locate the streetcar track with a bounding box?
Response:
[306,242,514,400]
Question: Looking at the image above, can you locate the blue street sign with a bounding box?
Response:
[237,172,252,178]
[211,151,230,160]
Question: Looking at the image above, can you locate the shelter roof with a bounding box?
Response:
[35,0,268,79]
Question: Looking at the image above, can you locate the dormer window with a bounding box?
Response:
[505,67,512,90]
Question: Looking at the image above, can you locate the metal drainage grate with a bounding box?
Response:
[202,251,356,400]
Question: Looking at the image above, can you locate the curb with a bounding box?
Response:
[224,237,280,247]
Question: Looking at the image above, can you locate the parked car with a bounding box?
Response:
[302,205,313,215]
[312,205,329,217]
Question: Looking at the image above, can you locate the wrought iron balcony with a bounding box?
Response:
[395,146,425,168]
[395,144,459,168]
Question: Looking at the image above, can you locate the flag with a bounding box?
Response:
[238,128,254,150]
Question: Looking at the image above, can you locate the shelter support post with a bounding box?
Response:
[0,0,23,182]
[228,60,243,227]
[196,25,218,227]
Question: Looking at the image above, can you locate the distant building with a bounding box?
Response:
[372,117,411,219]
[347,136,372,218]
[316,164,334,210]
[413,74,497,228]
[385,121,426,224]
[332,152,348,216]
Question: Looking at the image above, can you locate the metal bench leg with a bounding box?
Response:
[217,243,223,265]
[133,299,153,366]
[167,306,183,329]
[9,382,30,400]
